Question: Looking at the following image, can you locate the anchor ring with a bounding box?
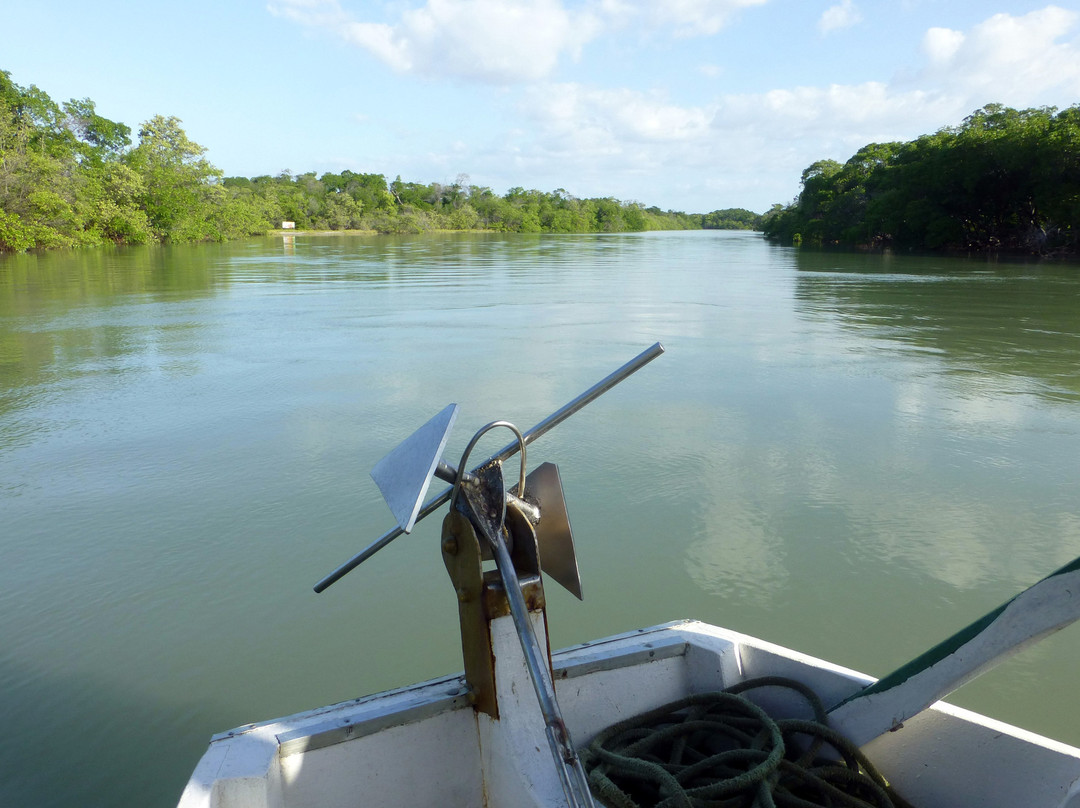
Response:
[450,420,527,511]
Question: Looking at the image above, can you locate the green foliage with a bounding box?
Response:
[208,171,702,237]
[0,208,33,251]
[0,68,743,253]
[82,163,155,244]
[702,208,763,230]
[1,70,149,250]
[124,114,225,242]
[764,104,1080,255]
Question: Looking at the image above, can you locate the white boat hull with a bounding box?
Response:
[179,619,1080,808]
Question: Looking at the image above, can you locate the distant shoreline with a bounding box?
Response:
[271,229,379,237]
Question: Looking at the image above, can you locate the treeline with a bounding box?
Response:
[223,172,704,235]
[0,70,761,253]
[702,208,762,230]
[763,104,1080,255]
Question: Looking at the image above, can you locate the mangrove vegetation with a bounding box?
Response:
[763,104,1080,256]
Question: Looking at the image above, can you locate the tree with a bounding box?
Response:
[125,115,222,241]
[0,71,73,249]
[63,98,131,163]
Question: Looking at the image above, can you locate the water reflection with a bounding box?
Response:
[770,249,1080,598]
[1,249,228,460]
[792,250,1080,403]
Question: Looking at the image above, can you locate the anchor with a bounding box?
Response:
[314,343,664,808]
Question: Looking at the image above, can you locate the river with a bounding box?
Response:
[2,230,1079,807]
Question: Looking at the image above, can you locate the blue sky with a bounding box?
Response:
[3,1,1079,212]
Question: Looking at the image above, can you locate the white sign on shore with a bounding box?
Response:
[281,221,296,229]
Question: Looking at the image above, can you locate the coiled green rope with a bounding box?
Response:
[581,676,916,808]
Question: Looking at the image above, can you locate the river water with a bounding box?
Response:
[3,231,1080,807]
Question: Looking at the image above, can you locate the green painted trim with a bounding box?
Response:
[830,553,1080,711]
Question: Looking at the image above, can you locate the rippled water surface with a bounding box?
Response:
[3,232,1080,807]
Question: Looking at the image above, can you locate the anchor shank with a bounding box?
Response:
[434,460,540,524]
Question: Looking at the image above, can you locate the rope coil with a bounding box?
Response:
[582,676,916,808]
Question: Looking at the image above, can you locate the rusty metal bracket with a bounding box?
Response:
[440,497,548,719]
[441,510,497,717]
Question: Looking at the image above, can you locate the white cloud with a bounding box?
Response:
[527,84,713,143]
[493,77,951,209]
[340,21,412,71]
[818,0,862,35]
[268,0,347,27]
[919,6,1080,102]
[651,0,769,37]
[524,80,930,156]
[718,81,960,139]
[922,26,965,65]
[269,0,604,83]
[269,0,773,82]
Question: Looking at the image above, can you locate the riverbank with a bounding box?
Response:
[271,229,379,237]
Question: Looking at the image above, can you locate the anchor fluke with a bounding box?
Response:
[518,463,583,600]
[370,403,459,533]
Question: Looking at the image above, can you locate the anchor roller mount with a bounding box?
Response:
[313,343,665,808]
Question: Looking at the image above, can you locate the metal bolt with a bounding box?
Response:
[442,536,458,555]
[456,587,472,603]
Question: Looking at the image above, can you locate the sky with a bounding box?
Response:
[2,0,1079,213]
